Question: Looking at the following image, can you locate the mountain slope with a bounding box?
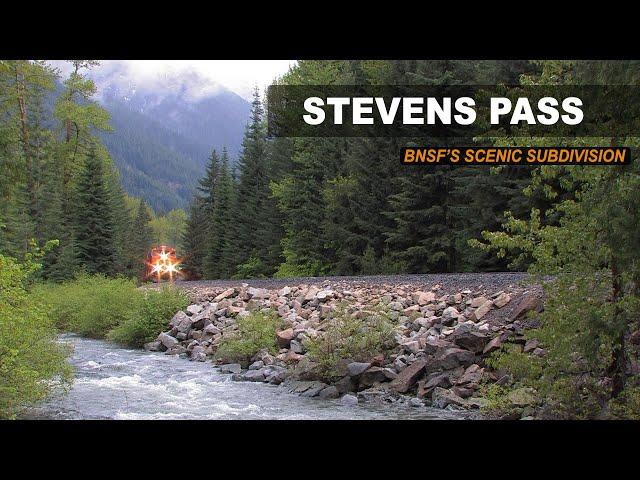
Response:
[98,83,251,212]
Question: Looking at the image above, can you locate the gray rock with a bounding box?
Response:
[186,304,203,315]
[436,348,475,370]
[359,366,388,387]
[318,386,340,399]
[390,359,427,393]
[431,387,467,409]
[410,397,424,407]
[441,306,460,324]
[450,325,489,353]
[335,376,357,394]
[249,360,264,370]
[242,370,266,382]
[157,332,179,349]
[144,340,163,352]
[169,311,190,329]
[190,346,207,362]
[165,345,187,356]
[219,363,242,374]
[289,339,304,354]
[300,382,327,397]
[347,362,371,377]
[341,394,359,406]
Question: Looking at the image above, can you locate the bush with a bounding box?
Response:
[37,275,188,348]
[0,252,72,419]
[215,310,284,365]
[107,286,189,347]
[36,274,143,338]
[306,304,396,380]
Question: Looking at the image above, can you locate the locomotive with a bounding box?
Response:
[145,245,182,282]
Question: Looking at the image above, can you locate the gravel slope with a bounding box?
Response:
[162,272,531,297]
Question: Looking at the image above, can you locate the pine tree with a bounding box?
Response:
[181,196,208,280]
[125,199,153,279]
[203,148,235,278]
[74,145,117,275]
[224,88,275,277]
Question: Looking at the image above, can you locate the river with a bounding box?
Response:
[26,334,472,420]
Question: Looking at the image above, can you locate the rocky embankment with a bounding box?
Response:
[144,277,544,415]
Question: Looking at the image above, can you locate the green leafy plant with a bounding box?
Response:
[36,274,142,338]
[107,286,189,347]
[0,246,72,419]
[215,310,284,365]
[306,304,396,380]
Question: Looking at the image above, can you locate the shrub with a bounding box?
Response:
[36,274,142,338]
[0,251,72,419]
[36,275,188,348]
[306,304,396,380]
[107,286,189,347]
[215,310,284,365]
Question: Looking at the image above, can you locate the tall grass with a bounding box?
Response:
[36,274,188,346]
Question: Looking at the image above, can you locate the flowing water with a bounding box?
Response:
[26,334,472,420]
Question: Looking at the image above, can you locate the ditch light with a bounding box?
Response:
[145,245,182,282]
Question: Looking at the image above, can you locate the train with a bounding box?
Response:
[145,245,182,282]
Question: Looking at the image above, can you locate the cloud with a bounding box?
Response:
[49,60,295,101]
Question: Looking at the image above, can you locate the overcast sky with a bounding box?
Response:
[50,60,296,100]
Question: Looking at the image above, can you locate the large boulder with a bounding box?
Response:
[509,292,543,322]
[471,300,492,321]
[390,359,427,393]
[347,362,371,377]
[169,311,190,330]
[450,325,489,353]
[431,387,467,409]
[455,364,484,387]
[213,288,236,302]
[144,340,164,352]
[435,348,476,370]
[157,332,179,349]
[335,376,357,394]
[186,304,203,315]
[359,366,387,388]
[247,287,270,299]
[190,345,207,362]
[494,292,511,308]
[241,370,266,382]
[276,328,295,348]
[319,385,340,399]
[441,306,460,325]
[219,363,242,374]
[341,394,358,406]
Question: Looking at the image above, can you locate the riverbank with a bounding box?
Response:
[143,276,544,417]
[25,334,475,419]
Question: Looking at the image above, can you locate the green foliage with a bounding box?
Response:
[0,248,72,419]
[38,274,188,347]
[74,146,118,276]
[36,274,142,337]
[473,60,640,418]
[273,248,328,279]
[610,385,640,420]
[107,286,189,347]
[306,304,396,380]
[215,310,284,364]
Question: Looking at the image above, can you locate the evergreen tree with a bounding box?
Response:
[224,88,276,277]
[74,145,117,275]
[203,148,235,278]
[181,196,208,280]
[126,199,153,279]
